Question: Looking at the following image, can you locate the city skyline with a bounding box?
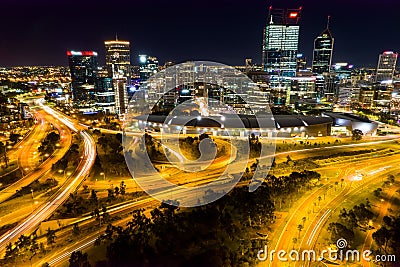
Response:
[1,1,400,266]
[0,0,399,67]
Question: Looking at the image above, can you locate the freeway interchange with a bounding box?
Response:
[0,101,96,256]
[1,100,400,266]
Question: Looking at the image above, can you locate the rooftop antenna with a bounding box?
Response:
[115,33,118,41]
[326,15,331,29]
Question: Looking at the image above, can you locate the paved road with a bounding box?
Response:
[0,104,96,253]
[296,158,400,267]
[0,110,72,204]
[37,138,400,266]
[263,152,400,267]
[361,183,399,267]
[0,111,46,178]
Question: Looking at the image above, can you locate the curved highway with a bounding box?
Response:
[0,104,96,253]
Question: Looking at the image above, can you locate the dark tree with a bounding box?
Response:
[352,129,363,141]
[46,228,56,248]
[90,190,98,206]
[0,141,9,167]
[69,250,92,267]
[373,226,391,253]
[9,133,21,143]
[327,222,354,245]
[72,223,80,237]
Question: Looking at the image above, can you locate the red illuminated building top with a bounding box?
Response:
[67,51,98,56]
[267,7,302,25]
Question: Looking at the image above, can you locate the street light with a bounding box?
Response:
[30,189,34,199]
[58,169,72,178]
[100,172,106,181]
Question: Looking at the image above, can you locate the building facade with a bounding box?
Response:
[96,76,115,113]
[104,37,131,116]
[375,51,398,83]
[139,55,159,82]
[114,77,128,116]
[105,37,131,81]
[262,7,302,77]
[312,17,334,75]
[67,51,99,107]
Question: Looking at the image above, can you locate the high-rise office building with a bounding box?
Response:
[296,54,307,72]
[312,17,334,75]
[375,51,398,83]
[312,17,334,99]
[105,36,131,81]
[114,77,128,116]
[337,87,360,109]
[286,76,317,106]
[67,51,99,106]
[333,63,354,83]
[104,36,131,115]
[96,68,115,113]
[262,6,302,77]
[323,72,339,102]
[139,55,159,82]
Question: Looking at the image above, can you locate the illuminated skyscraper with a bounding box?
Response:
[105,36,131,81]
[67,51,98,106]
[114,77,128,116]
[375,51,398,83]
[312,17,334,75]
[262,6,302,77]
[139,55,159,82]
[96,68,115,113]
[104,36,131,116]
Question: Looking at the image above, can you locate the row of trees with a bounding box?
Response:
[52,143,79,172]
[0,129,27,169]
[3,228,56,266]
[92,183,275,267]
[372,215,400,257]
[0,141,9,168]
[97,133,123,156]
[139,133,169,162]
[55,181,127,219]
[95,132,127,176]
[327,202,375,247]
[339,203,374,229]
[68,170,321,267]
[265,170,321,209]
[179,133,217,161]
[38,131,60,157]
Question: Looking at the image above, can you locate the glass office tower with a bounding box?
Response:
[139,55,159,82]
[105,36,131,82]
[262,7,302,77]
[376,51,398,83]
[312,17,334,75]
[67,51,99,107]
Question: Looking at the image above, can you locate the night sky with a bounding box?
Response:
[0,0,399,67]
